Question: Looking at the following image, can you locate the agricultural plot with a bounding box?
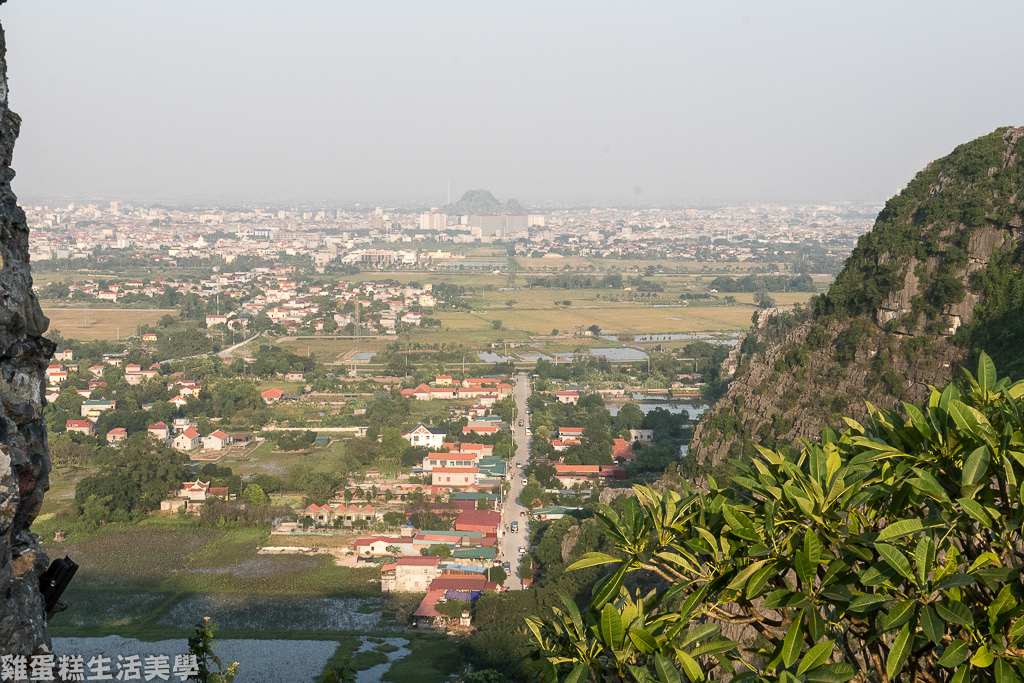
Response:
[43,307,173,340]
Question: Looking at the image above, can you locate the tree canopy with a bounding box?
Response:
[527,353,1024,683]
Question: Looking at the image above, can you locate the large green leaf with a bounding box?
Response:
[721,504,759,541]
[746,561,779,600]
[564,663,589,683]
[803,663,857,683]
[675,651,703,683]
[874,543,915,581]
[979,352,997,392]
[937,641,970,667]
[567,552,622,572]
[915,536,935,587]
[559,592,585,640]
[797,641,834,675]
[727,559,770,592]
[781,610,804,669]
[655,652,684,683]
[971,645,994,667]
[962,446,991,487]
[936,600,974,628]
[877,518,926,542]
[629,628,659,655]
[592,563,629,611]
[600,602,624,651]
[848,594,889,612]
[996,658,1021,683]
[884,599,917,631]
[958,497,994,528]
[920,605,944,645]
[908,468,951,502]
[886,622,913,680]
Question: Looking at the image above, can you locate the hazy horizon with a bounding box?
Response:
[3,1,1023,206]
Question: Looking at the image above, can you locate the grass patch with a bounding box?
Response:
[351,649,389,671]
[374,643,400,653]
[384,633,463,683]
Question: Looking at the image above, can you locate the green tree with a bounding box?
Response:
[492,319,503,330]
[241,483,269,505]
[430,543,452,558]
[754,286,776,309]
[527,352,1024,683]
[488,566,507,585]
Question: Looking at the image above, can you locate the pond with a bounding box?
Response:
[52,636,341,683]
[607,400,707,419]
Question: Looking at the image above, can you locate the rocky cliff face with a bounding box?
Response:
[0,13,58,657]
[691,127,1024,469]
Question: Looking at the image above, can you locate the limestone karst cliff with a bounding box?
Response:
[690,127,1024,470]
[0,11,59,657]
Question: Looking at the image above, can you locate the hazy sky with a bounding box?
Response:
[2,1,1023,207]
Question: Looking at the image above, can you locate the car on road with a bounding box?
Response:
[518,419,524,426]
[520,511,526,516]
[518,547,526,554]
[516,461,523,468]
[502,561,510,570]
[521,478,528,485]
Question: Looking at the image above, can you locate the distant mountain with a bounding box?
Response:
[443,190,524,215]
[690,126,1024,472]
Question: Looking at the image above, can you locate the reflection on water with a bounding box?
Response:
[607,400,706,418]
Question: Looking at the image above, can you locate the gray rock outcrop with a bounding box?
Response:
[0,11,58,658]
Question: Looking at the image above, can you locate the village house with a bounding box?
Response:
[401,423,447,450]
[555,390,580,405]
[65,419,93,436]
[381,556,441,592]
[302,503,380,527]
[148,422,170,441]
[552,464,627,488]
[354,536,416,557]
[53,349,74,361]
[613,438,635,462]
[629,429,654,444]
[81,399,116,419]
[431,467,478,487]
[173,426,201,451]
[106,428,128,445]
[261,388,284,404]
[202,430,232,450]
[454,510,501,538]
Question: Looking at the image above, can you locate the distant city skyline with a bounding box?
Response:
[4,1,1024,205]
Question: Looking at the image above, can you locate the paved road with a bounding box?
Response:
[500,374,533,589]
[218,332,261,359]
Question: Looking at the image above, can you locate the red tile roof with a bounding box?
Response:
[428,576,497,592]
[455,510,501,529]
[397,556,441,567]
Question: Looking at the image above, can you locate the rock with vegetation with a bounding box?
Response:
[0,12,58,657]
[691,127,1024,471]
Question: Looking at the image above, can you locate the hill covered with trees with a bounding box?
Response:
[690,126,1024,472]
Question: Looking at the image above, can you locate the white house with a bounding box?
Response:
[401,423,447,450]
[173,426,201,451]
[202,430,232,451]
